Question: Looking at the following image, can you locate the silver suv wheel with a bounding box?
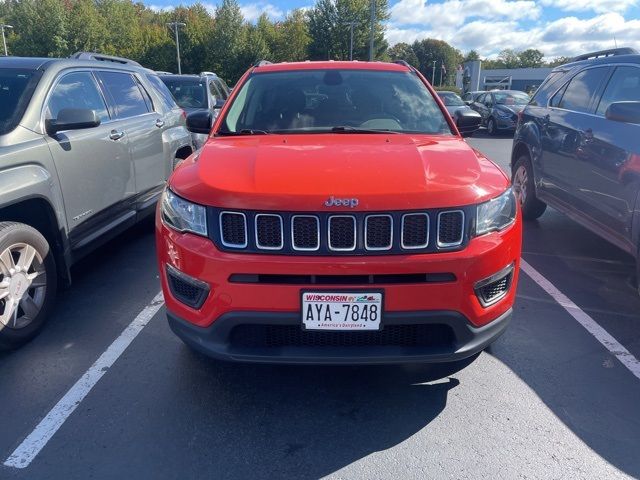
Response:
[0,242,47,329]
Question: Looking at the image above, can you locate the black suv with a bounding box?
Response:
[511,48,640,291]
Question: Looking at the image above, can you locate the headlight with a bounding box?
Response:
[476,188,516,236]
[161,188,207,236]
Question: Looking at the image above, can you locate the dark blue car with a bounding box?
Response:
[511,48,640,293]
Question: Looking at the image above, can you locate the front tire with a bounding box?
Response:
[0,222,57,350]
[512,156,547,220]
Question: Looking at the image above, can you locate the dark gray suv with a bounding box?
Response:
[511,48,640,293]
[0,53,193,348]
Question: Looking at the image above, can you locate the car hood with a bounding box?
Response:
[495,104,525,115]
[444,105,471,115]
[170,134,509,211]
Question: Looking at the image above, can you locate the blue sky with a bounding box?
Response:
[147,0,640,59]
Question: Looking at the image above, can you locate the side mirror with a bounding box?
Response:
[214,98,225,109]
[456,109,482,137]
[605,101,640,124]
[186,110,213,135]
[464,100,473,106]
[46,108,100,135]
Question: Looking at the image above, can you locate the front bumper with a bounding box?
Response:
[167,308,512,364]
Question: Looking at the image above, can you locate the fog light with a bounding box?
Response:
[166,264,210,309]
[474,263,514,307]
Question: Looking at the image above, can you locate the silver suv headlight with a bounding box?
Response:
[161,188,207,236]
[476,188,516,236]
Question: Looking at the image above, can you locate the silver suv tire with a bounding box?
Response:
[0,222,57,350]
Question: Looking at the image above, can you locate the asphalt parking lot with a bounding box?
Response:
[1,131,639,479]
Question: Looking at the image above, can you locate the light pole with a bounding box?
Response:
[1,24,13,56]
[343,21,358,61]
[431,60,436,85]
[167,22,186,74]
[368,0,375,61]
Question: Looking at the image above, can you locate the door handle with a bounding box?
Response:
[155,119,165,128]
[109,130,125,141]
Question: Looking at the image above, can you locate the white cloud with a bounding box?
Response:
[387,11,640,59]
[390,0,540,29]
[540,0,638,14]
[147,4,173,12]
[240,2,284,22]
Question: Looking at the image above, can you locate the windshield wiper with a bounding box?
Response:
[330,126,400,134]
[217,129,270,136]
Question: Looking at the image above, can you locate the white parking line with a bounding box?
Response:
[3,291,164,469]
[521,259,640,381]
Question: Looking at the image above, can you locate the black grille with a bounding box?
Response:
[166,266,209,309]
[292,216,319,250]
[220,212,246,247]
[402,214,429,248]
[365,215,392,250]
[329,216,356,250]
[256,214,282,249]
[438,211,464,247]
[229,272,456,284]
[211,208,470,255]
[230,324,455,348]
[476,270,513,306]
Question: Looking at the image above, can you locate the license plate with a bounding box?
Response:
[302,292,383,331]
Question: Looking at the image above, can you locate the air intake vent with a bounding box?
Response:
[437,210,464,247]
[365,215,392,250]
[255,214,283,250]
[292,215,320,251]
[328,215,356,251]
[475,264,514,307]
[166,265,209,309]
[220,212,247,248]
[401,213,429,249]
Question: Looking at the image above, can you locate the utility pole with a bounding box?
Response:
[439,61,443,86]
[368,0,375,61]
[343,21,358,61]
[167,21,186,74]
[431,60,436,85]
[1,24,13,56]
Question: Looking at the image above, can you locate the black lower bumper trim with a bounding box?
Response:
[167,308,512,365]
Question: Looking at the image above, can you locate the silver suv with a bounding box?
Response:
[0,52,194,349]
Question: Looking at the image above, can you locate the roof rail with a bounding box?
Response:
[393,60,411,68]
[199,71,218,77]
[70,52,141,67]
[571,47,638,62]
[254,60,272,67]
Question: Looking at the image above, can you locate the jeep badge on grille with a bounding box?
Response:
[324,196,359,208]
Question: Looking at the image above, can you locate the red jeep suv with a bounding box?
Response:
[156,61,522,364]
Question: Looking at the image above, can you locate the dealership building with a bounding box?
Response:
[456,60,553,93]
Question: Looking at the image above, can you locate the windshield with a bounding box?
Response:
[0,68,41,135]
[221,69,452,135]
[438,92,465,106]
[494,91,530,106]
[160,77,208,109]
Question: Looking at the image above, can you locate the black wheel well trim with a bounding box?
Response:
[175,144,194,160]
[0,195,71,284]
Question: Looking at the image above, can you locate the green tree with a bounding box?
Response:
[411,38,461,86]
[207,0,246,84]
[463,50,480,62]
[546,56,572,67]
[497,48,520,68]
[518,48,544,68]
[387,42,418,68]
[6,0,68,57]
[308,0,388,61]
[270,10,311,62]
[66,0,109,54]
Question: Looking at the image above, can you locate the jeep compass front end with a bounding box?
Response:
[156,61,521,364]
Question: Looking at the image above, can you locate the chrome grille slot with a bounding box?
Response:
[401,213,429,249]
[255,214,283,250]
[328,215,356,251]
[365,215,392,250]
[220,212,247,248]
[437,210,464,247]
[292,215,320,251]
